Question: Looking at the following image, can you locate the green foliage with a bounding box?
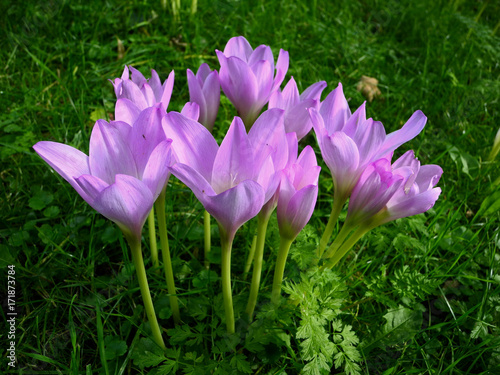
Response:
[2,0,499,373]
[284,269,361,374]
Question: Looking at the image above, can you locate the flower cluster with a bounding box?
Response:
[33,36,442,339]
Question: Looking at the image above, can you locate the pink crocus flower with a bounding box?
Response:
[33,107,172,240]
[163,109,285,333]
[164,109,285,240]
[310,83,427,204]
[277,145,321,240]
[269,77,327,140]
[322,151,442,267]
[112,66,175,124]
[216,36,289,128]
[346,151,442,228]
[187,63,220,132]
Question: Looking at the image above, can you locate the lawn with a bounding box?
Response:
[1,0,499,373]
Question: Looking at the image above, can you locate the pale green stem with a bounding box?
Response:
[271,236,294,306]
[317,192,346,259]
[321,222,356,261]
[191,0,197,14]
[126,234,166,349]
[323,226,370,270]
[204,210,211,269]
[147,207,159,271]
[220,227,235,334]
[245,213,271,321]
[155,191,181,325]
[243,234,257,278]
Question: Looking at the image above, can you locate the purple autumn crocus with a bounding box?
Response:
[33,106,172,241]
[365,150,443,227]
[216,36,289,129]
[277,146,320,241]
[34,107,173,348]
[269,77,327,140]
[163,109,284,333]
[187,63,220,132]
[311,83,427,204]
[271,144,320,305]
[322,151,442,267]
[112,65,175,124]
[311,83,427,256]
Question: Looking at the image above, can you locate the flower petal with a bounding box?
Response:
[128,106,166,175]
[89,120,138,184]
[378,110,427,158]
[211,117,255,193]
[319,83,351,134]
[300,81,327,102]
[33,141,90,200]
[385,187,442,222]
[248,108,287,170]
[181,102,200,122]
[162,111,219,182]
[272,49,289,92]
[223,36,253,61]
[160,70,175,109]
[115,98,142,124]
[205,179,265,239]
[142,140,173,197]
[93,174,154,239]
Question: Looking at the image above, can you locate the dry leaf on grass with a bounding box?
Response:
[356,75,382,102]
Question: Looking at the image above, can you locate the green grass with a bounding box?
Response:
[1,0,499,373]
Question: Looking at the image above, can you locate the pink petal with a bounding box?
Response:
[211,117,255,193]
[248,108,287,170]
[319,83,351,134]
[181,102,200,122]
[129,66,147,87]
[162,112,218,182]
[385,187,442,222]
[75,174,109,207]
[279,183,318,240]
[160,70,175,109]
[121,79,148,110]
[280,77,300,108]
[201,70,220,130]
[205,179,265,239]
[93,175,155,240]
[378,110,427,158]
[223,36,253,61]
[196,63,212,82]
[33,141,90,200]
[128,106,167,174]
[89,120,138,184]
[187,68,207,122]
[248,45,274,71]
[115,98,142,124]
[142,140,173,197]
[284,98,317,139]
[272,49,289,92]
[141,83,156,107]
[300,81,327,102]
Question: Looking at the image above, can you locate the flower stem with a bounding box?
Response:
[243,234,257,278]
[204,210,211,269]
[245,213,271,321]
[317,192,345,259]
[323,226,369,270]
[271,236,294,306]
[155,191,181,325]
[322,222,356,260]
[147,207,159,271]
[219,227,235,334]
[126,234,166,350]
